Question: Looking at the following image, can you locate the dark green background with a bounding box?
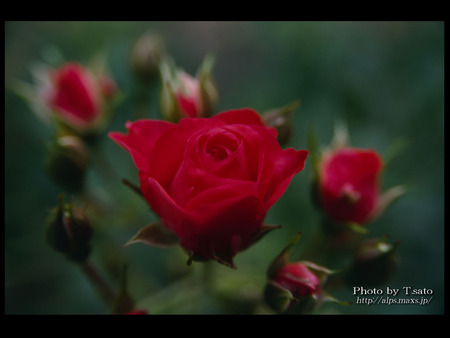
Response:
[5,21,444,314]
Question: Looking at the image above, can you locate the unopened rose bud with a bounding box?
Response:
[40,61,117,136]
[130,32,165,83]
[263,100,299,146]
[265,261,320,314]
[159,55,217,122]
[45,135,89,193]
[313,125,405,230]
[347,237,399,287]
[46,194,93,262]
[264,234,336,313]
[318,146,383,226]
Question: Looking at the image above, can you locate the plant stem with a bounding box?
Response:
[79,261,116,306]
[201,260,215,293]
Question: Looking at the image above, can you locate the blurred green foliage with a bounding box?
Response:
[5,21,444,314]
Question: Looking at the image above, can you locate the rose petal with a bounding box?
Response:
[139,173,199,237]
[263,148,309,210]
[182,194,265,259]
[108,120,174,172]
[147,117,224,189]
[213,108,266,126]
[251,122,308,209]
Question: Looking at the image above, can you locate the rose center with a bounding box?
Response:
[203,132,239,162]
[207,145,229,161]
[339,183,361,203]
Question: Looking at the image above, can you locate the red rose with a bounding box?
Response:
[43,62,115,131]
[271,262,320,298]
[318,147,383,225]
[109,109,308,267]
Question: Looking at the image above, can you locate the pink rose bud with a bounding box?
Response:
[310,125,405,229]
[43,62,116,133]
[160,55,217,122]
[264,234,334,313]
[318,147,383,226]
[109,109,308,268]
[271,262,320,298]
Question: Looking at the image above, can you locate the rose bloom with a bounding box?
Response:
[271,262,320,298]
[110,109,308,266]
[42,62,115,131]
[318,147,383,225]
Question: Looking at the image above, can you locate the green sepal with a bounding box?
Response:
[267,232,301,278]
[45,193,92,262]
[264,281,296,314]
[125,222,180,249]
[197,53,217,118]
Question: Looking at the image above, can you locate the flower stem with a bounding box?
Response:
[201,260,215,293]
[79,261,116,306]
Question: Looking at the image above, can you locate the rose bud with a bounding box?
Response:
[346,237,399,287]
[130,32,166,83]
[262,100,299,146]
[318,146,383,226]
[159,55,217,122]
[45,135,89,193]
[312,125,405,230]
[265,262,321,314]
[109,109,308,268]
[46,194,93,262]
[264,233,336,313]
[124,310,148,315]
[40,62,117,136]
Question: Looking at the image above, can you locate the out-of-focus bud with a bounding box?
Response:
[262,100,299,146]
[45,62,117,135]
[99,75,118,100]
[46,194,93,262]
[20,60,118,139]
[130,32,166,83]
[264,233,337,314]
[45,135,89,193]
[347,237,399,287]
[124,310,149,315]
[312,124,405,230]
[159,55,217,123]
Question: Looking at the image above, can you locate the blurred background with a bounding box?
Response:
[5,21,444,314]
